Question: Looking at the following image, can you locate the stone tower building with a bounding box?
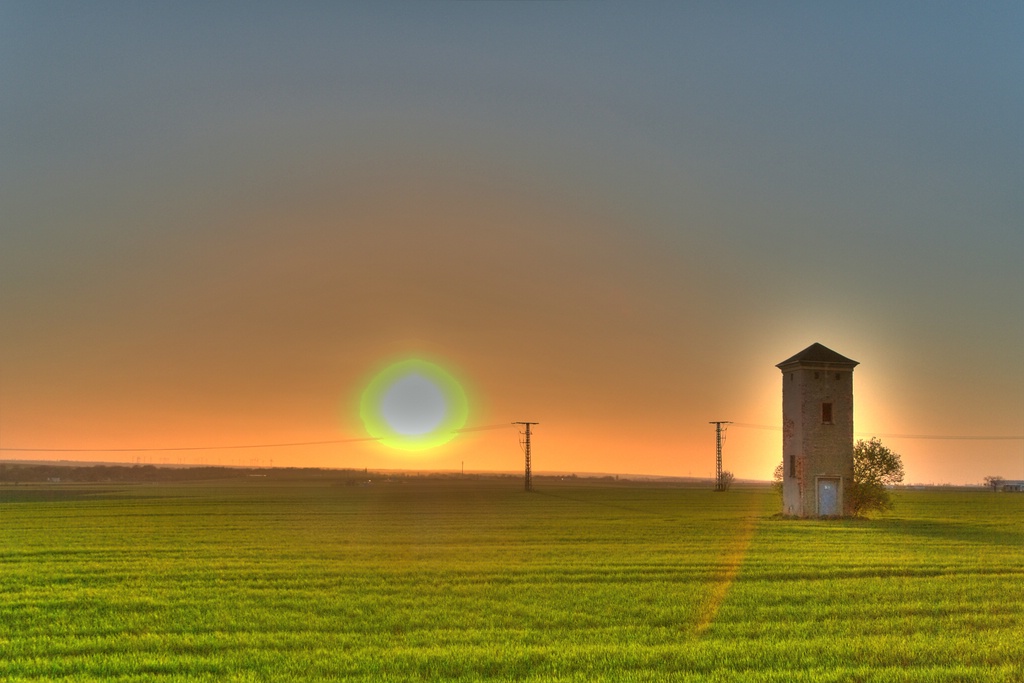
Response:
[777,343,858,517]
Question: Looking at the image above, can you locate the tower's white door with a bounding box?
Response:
[817,478,839,516]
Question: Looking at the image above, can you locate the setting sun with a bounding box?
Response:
[359,358,469,451]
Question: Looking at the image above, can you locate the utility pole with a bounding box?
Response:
[513,422,539,492]
[709,421,732,491]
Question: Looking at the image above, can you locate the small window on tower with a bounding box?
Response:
[822,402,833,424]
[788,454,796,478]
[835,372,841,380]
[814,372,820,379]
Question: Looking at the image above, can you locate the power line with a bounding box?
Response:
[730,422,781,432]
[0,422,515,453]
[5,421,1016,454]
[864,433,1024,441]
[0,437,382,453]
[453,423,518,434]
[729,423,1024,440]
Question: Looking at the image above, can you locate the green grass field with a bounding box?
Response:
[2,475,1022,681]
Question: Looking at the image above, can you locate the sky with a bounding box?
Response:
[2,2,1022,484]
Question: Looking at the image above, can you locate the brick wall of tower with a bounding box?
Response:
[781,364,855,517]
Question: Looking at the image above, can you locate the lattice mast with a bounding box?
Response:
[513,422,539,492]
[709,421,732,491]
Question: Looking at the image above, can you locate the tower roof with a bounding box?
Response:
[776,342,859,371]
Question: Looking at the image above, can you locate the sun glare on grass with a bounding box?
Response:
[360,358,469,450]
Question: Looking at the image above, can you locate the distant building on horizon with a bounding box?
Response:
[777,343,858,517]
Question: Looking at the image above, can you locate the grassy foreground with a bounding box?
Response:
[2,476,1023,681]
